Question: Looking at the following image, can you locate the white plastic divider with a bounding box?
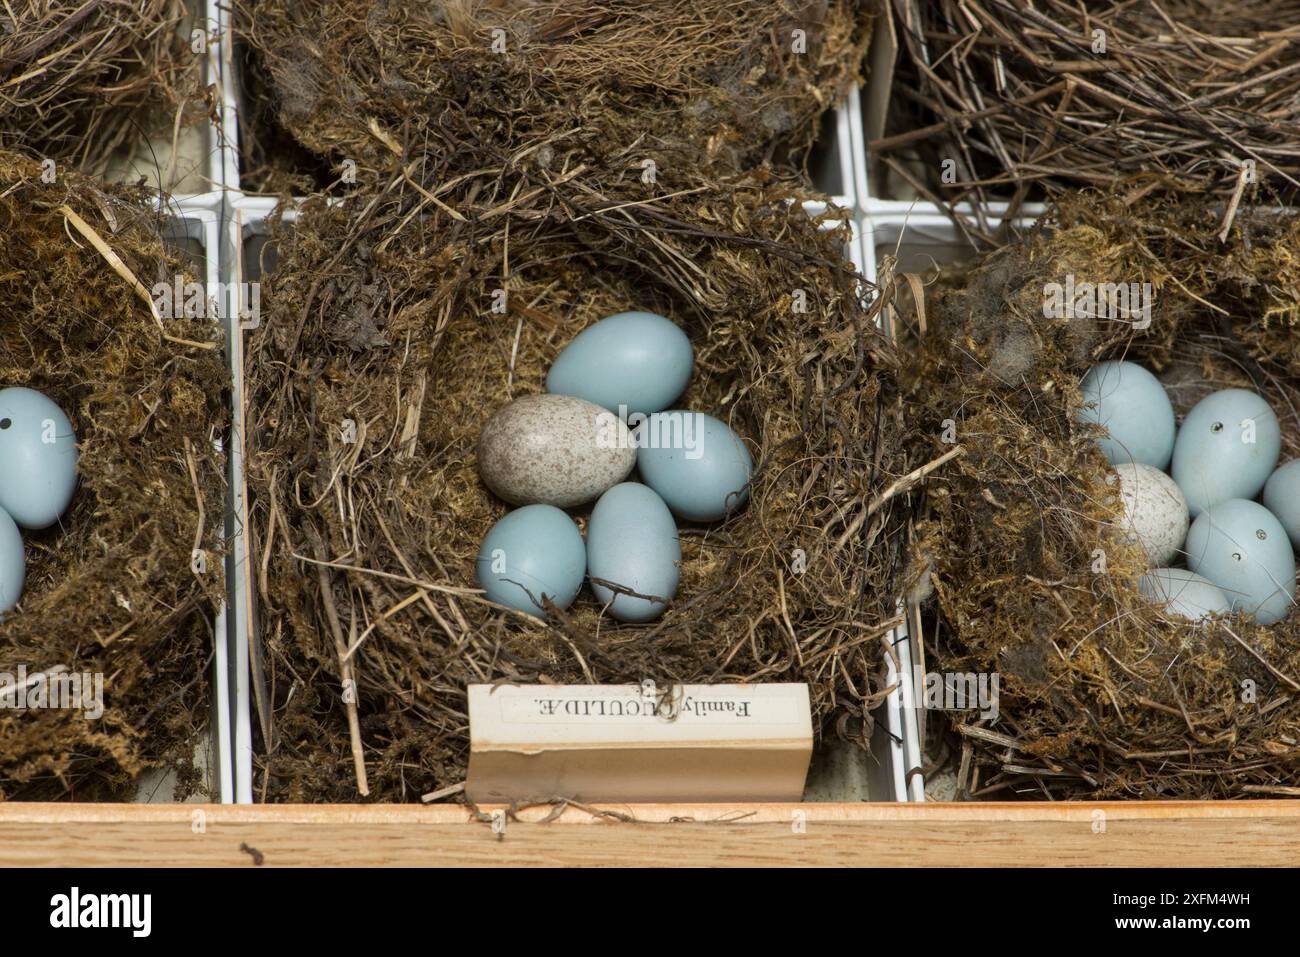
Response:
[222,194,285,804]
[195,0,229,201]
[808,208,912,802]
[861,211,981,804]
[859,208,1043,803]
[834,111,929,802]
[213,0,242,195]
[810,88,859,210]
[131,201,233,803]
[108,0,227,203]
[885,621,924,803]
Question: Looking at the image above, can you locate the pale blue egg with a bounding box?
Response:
[1138,568,1230,621]
[475,505,585,618]
[0,387,79,529]
[637,411,753,522]
[547,311,693,418]
[1077,361,1175,469]
[1185,499,1295,625]
[0,506,24,615]
[1262,460,1300,550]
[587,483,680,622]
[1171,388,1280,517]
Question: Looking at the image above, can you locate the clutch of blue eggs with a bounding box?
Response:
[0,387,80,618]
[473,310,752,622]
[1078,359,1298,625]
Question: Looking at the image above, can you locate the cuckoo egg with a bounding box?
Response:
[1111,463,1189,567]
[0,506,24,616]
[1077,360,1176,469]
[1185,498,1296,625]
[1262,460,1300,550]
[475,504,586,618]
[1171,388,1280,517]
[547,311,694,418]
[0,387,79,529]
[587,482,680,622]
[1138,568,1230,622]
[477,394,636,508]
[637,411,753,522]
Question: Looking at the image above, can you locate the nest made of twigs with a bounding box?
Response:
[896,191,1300,799]
[233,0,874,194]
[0,150,229,800]
[0,0,206,176]
[874,0,1300,232]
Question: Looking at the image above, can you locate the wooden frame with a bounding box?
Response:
[3,801,1298,866]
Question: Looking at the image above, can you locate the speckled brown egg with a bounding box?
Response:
[477,394,636,507]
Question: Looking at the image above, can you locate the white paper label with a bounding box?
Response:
[496,686,799,726]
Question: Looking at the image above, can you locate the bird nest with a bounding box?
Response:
[243,179,908,802]
[233,0,874,192]
[232,0,902,804]
[895,192,1300,799]
[874,0,1300,235]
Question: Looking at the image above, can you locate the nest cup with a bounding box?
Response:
[896,193,1300,800]
[0,152,229,800]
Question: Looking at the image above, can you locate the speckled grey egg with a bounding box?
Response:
[1185,498,1295,625]
[1262,460,1300,550]
[1138,568,1230,622]
[1111,463,1189,566]
[1171,388,1280,516]
[477,394,636,508]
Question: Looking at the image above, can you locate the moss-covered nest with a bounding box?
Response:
[898,193,1300,799]
[0,150,229,800]
[234,0,874,193]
